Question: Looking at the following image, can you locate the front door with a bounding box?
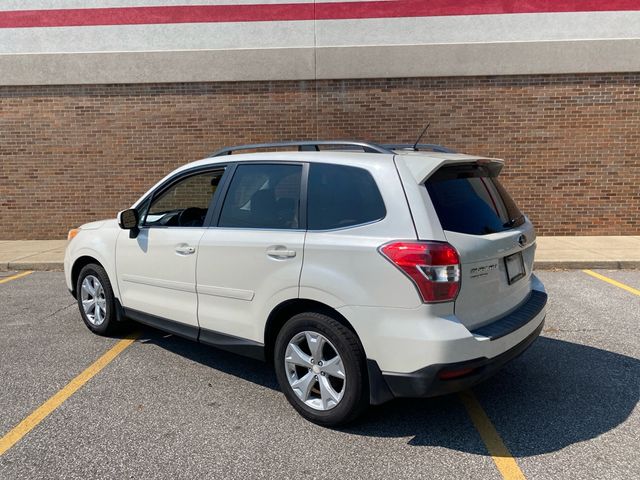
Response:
[116,168,225,336]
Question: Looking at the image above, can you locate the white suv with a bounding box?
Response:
[64,141,547,425]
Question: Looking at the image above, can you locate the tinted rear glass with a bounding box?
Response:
[425,164,523,235]
[308,163,386,230]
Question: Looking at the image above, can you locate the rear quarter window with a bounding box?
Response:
[425,164,524,235]
[308,163,386,230]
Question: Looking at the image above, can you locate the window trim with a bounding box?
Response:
[140,165,230,229]
[211,161,309,231]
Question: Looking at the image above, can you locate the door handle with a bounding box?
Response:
[175,245,196,255]
[266,246,296,259]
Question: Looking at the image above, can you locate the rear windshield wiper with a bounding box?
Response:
[503,215,524,228]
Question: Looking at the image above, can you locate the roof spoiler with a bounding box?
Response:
[400,156,504,184]
[476,158,504,177]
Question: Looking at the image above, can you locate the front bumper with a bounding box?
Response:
[63,244,73,294]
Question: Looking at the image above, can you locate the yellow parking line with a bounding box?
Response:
[0,333,139,456]
[583,270,640,297]
[459,391,527,480]
[0,271,33,284]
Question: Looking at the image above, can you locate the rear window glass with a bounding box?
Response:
[218,164,302,229]
[308,163,386,230]
[425,164,524,235]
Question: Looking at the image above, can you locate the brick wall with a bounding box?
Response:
[0,74,638,239]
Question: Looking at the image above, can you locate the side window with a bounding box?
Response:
[144,169,224,227]
[218,164,302,229]
[308,163,385,230]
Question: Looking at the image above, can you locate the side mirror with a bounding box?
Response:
[117,208,139,230]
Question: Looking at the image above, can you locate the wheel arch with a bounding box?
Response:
[70,255,105,298]
[265,298,394,408]
[264,298,361,366]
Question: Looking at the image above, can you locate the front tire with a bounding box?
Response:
[274,312,369,426]
[76,263,118,335]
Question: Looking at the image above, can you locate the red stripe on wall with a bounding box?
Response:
[1,1,640,28]
[0,4,314,28]
[318,0,640,19]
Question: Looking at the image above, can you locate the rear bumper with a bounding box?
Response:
[356,282,548,405]
[369,317,544,403]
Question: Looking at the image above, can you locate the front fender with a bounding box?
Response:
[65,227,121,298]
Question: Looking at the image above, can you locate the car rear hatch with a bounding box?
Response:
[402,155,537,331]
[427,161,536,330]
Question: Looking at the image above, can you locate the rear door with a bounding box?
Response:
[424,163,536,329]
[196,162,306,343]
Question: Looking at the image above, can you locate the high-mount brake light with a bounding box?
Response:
[379,241,460,303]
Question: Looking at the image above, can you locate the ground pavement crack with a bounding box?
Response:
[41,302,76,321]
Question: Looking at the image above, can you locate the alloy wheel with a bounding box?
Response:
[284,331,346,411]
[80,275,107,326]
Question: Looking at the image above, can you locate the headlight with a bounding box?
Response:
[67,228,80,241]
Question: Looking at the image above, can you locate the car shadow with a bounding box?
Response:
[348,336,639,457]
[134,325,280,391]
[133,326,639,457]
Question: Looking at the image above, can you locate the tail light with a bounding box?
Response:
[379,241,460,303]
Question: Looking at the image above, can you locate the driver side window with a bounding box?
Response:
[144,169,224,228]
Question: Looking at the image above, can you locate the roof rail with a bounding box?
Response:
[383,144,456,153]
[209,140,393,157]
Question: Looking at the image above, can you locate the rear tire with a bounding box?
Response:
[274,312,369,426]
[76,263,118,336]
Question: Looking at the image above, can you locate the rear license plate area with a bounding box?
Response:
[505,252,526,285]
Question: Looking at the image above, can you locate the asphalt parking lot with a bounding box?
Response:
[0,270,638,480]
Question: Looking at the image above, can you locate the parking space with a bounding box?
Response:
[475,269,639,479]
[604,270,640,289]
[1,270,638,479]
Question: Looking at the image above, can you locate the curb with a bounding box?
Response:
[534,260,640,270]
[1,260,638,273]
